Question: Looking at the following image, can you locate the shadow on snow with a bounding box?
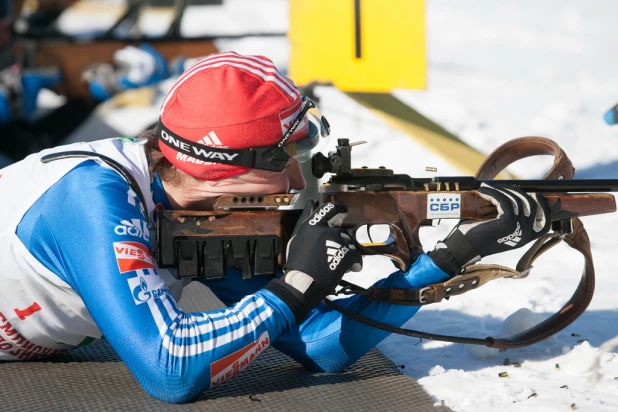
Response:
[379,308,618,379]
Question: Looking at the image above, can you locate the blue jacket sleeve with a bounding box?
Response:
[272,254,451,372]
[16,162,296,403]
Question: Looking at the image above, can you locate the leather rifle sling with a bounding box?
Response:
[355,137,595,349]
[471,136,594,349]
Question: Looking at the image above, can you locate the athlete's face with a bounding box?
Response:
[240,158,306,193]
[201,158,306,195]
[163,158,307,210]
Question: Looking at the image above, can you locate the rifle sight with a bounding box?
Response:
[312,138,357,178]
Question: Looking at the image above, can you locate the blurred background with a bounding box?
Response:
[3,2,618,411]
[3,0,618,179]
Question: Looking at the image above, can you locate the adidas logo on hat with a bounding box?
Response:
[197,131,226,148]
[158,51,308,180]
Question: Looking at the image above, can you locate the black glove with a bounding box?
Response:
[430,183,551,275]
[264,201,363,323]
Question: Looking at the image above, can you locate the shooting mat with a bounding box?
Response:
[0,282,451,412]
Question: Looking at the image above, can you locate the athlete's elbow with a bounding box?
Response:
[292,353,352,373]
[138,373,203,404]
[310,361,350,373]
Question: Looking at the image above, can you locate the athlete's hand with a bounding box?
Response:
[265,201,362,323]
[430,183,551,275]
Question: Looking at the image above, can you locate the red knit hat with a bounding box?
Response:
[158,51,308,180]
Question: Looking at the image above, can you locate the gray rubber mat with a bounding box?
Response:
[0,282,451,412]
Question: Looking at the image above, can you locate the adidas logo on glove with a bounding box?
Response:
[326,240,350,270]
[497,222,522,247]
[309,203,335,225]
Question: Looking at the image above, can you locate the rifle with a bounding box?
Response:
[155,137,618,349]
[12,0,286,100]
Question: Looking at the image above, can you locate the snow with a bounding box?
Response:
[54,0,127,37]
[372,2,618,410]
[179,0,288,38]
[54,1,618,411]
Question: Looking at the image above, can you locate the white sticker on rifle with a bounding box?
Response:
[427,194,461,219]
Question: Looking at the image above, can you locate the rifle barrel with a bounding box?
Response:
[330,175,618,193]
[412,177,618,192]
[480,179,618,192]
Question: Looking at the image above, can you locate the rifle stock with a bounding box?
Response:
[154,135,618,278]
[156,190,616,277]
[13,39,219,100]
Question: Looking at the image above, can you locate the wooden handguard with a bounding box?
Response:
[427,137,597,349]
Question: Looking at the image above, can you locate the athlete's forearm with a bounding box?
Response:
[273,254,451,372]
